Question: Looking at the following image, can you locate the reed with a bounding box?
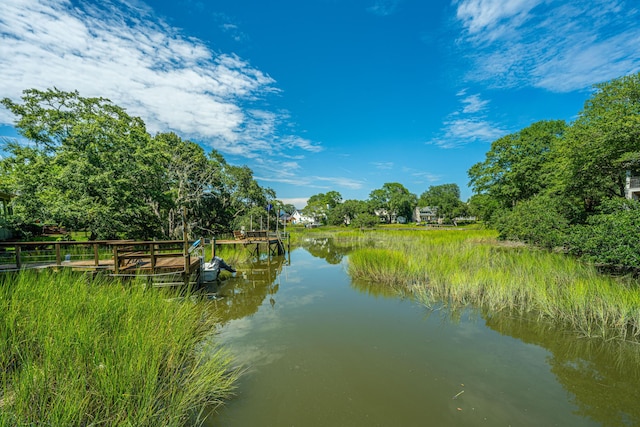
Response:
[0,270,238,426]
[336,228,640,341]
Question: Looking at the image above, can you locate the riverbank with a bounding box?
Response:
[0,270,238,426]
[293,226,640,341]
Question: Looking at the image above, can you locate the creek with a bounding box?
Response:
[203,238,640,427]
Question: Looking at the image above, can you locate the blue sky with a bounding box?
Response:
[1,0,639,208]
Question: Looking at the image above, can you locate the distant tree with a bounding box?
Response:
[327,199,371,226]
[368,183,416,223]
[418,183,464,223]
[303,191,343,224]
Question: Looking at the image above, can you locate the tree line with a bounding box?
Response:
[302,182,469,228]
[467,72,640,269]
[0,88,277,240]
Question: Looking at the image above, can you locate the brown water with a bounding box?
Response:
[202,244,640,427]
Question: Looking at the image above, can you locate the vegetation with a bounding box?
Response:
[0,88,276,240]
[469,72,640,269]
[0,270,238,426]
[333,228,640,341]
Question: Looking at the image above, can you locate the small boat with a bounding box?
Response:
[202,256,236,282]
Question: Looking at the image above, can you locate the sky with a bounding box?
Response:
[1,0,640,208]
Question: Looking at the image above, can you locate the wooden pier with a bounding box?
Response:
[212,230,288,258]
[0,239,202,284]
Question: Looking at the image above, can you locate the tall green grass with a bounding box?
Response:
[0,270,238,426]
[341,228,640,341]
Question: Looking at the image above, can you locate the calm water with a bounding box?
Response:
[203,240,640,427]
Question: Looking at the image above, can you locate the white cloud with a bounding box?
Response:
[0,0,321,159]
[428,90,504,148]
[454,0,640,92]
[257,174,365,191]
[371,162,394,170]
[367,0,402,16]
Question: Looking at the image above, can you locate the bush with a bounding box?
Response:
[493,195,569,249]
[350,213,379,229]
[567,198,640,268]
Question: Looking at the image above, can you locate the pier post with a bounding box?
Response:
[55,243,61,266]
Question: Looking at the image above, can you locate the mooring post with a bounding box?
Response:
[55,243,61,266]
[93,243,99,267]
[15,244,21,270]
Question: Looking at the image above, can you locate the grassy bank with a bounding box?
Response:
[299,227,640,341]
[0,270,238,426]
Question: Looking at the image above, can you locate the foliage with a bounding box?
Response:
[302,191,342,224]
[0,89,273,239]
[418,183,466,223]
[349,212,379,228]
[567,199,640,268]
[492,195,569,249]
[326,199,372,226]
[468,120,566,210]
[368,182,416,223]
[555,73,640,212]
[340,228,640,341]
[0,270,238,426]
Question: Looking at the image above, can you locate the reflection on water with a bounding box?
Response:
[296,236,353,264]
[200,256,286,324]
[484,310,640,427]
[203,246,640,427]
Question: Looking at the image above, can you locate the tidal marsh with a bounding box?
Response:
[0,270,238,426]
[299,227,640,341]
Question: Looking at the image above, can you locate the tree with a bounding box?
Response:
[418,183,465,223]
[468,120,566,210]
[554,73,640,214]
[303,191,343,224]
[327,199,371,226]
[368,183,416,223]
[1,88,163,239]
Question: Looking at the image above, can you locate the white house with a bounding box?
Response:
[626,172,640,200]
[413,206,438,223]
[291,210,315,225]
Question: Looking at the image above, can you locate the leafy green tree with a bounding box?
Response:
[493,194,569,249]
[1,88,163,239]
[418,183,465,223]
[554,73,640,214]
[327,199,371,226]
[368,183,416,223]
[468,120,566,210]
[303,191,343,224]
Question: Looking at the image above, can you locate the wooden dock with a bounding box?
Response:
[0,239,201,284]
[212,230,289,257]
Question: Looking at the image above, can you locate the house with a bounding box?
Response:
[626,172,640,200]
[413,206,438,223]
[291,210,315,225]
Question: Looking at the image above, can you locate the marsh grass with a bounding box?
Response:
[331,228,640,341]
[0,270,238,426]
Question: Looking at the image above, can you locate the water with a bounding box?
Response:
[203,244,640,427]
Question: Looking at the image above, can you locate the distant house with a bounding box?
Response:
[626,172,640,200]
[413,206,438,223]
[291,210,314,225]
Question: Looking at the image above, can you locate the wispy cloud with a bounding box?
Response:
[429,91,504,148]
[367,0,401,16]
[0,0,320,160]
[257,174,365,191]
[371,161,394,170]
[454,0,640,92]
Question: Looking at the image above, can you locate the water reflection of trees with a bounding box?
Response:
[484,310,640,427]
[296,237,353,264]
[201,256,285,324]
